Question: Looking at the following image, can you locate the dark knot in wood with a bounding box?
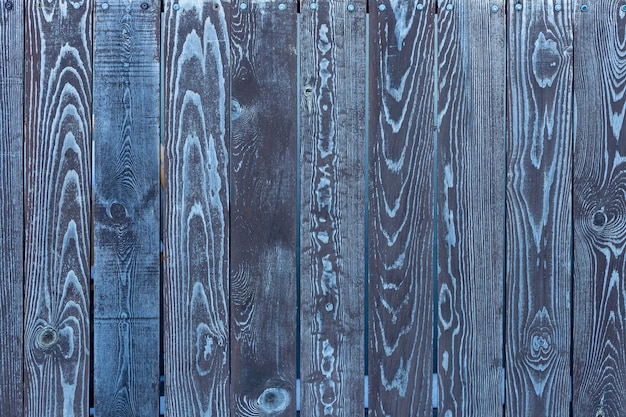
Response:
[37,326,58,349]
[257,387,289,414]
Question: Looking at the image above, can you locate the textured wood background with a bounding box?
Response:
[93,1,161,415]
[1,1,626,416]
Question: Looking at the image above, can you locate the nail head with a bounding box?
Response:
[378,4,386,11]
[173,2,180,10]
[101,2,108,9]
[490,4,499,12]
[621,4,626,12]
[310,2,317,9]
[416,3,424,10]
[73,1,80,8]
[554,4,561,11]
[580,4,588,11]
[4,0,13,9]
[446,3,453,10]
[278,3,286,10]
[141,2,149,9]
[347,3,355,11]
[515,3,522,11]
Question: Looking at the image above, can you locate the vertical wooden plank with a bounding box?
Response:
[368,0,434,415]
[299,0,366,416]
[230,0,297,415]
[24,0,93,415]
[572,1,626,414]
[93,1,161,415]
[506,0,573,415]
[163,0,231,415]
[0,0,24,415]
[436,1,505,416]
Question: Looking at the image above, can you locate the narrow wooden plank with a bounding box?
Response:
[436,1,505,415]
[230,0,297,415]
[0,0,24,415]
[299,1,366,416]
[24,0,93,415]
[572,1,626,414]
[368,1,435,415]
[163,0,231,415]
[505,0,573,415]
[92,1,161,415]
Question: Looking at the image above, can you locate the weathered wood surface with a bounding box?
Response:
[572,1,626,415]
[230,1,298,415]
[436,1,505,416]
[23,0,93,415]
[163,0,231,415]
[299,1,366,416]
[0,0,24,415]
[93,1,161,415]
[506,0,573,415]
[368,0,435,415]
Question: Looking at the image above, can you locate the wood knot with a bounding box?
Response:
[257,387,289,414]
[108,202,127,221]
[37,326,58,349]
[593,211,607,228]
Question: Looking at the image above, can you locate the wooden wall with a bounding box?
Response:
[1,0,625,416]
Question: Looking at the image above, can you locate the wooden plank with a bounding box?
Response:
[368,0,435,415]
[162,0,231,415]
[299,1,366,416]
[23,0,93,415]
[0,0,24,415]
[436,1,505,416]
[229,0,298,415]
[92,1,161,415]
[505,0,573,415]
[572,1,626,414]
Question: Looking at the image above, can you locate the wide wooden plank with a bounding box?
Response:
[163,0,231,415]
[572,1,626,414]
[299,1,366,416]
[230,0,298,415]
[368,1,435,415]
[505,0,573,415]
[24,0,93,415]
[93,1,161,415]
[436,1,505,416]
[0,0,24,415]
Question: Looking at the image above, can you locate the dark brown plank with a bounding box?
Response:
[24,0,93,415]
[368,1,435,415]
[163,0,231,415]
[505,0,573,415]
[230,0,298,415]
[93,1,161,415]
[436,1,505,415]
[573,1,626,414]
[299,1,366,416]
[0,0,24,415]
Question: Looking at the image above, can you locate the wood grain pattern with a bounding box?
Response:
[505,0,573,415]
[24,0,93,416]
[163,0,231,415]
[0,0,24,415]
[368,1,435,415]
[93,1,161,415]
[299,1,366,416]
[436,1,505,416]
[572,1,626,415]
[230,1,297,415]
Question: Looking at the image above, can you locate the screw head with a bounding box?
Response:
[101,2,109,9]
[347,3,355,11]
[554,4,561,11]
[310,2,317,9]
[416,3,424,10]
[621,4,626,12]
[378,3,386,11]
[278,3,286,10]
[72,1,80,8]
[446,3,453,10]
[490,4,499,12]
[172,2,180,10]
[4,0,13,9]
[515,3,522,11]
[141,2,149,9]
[580,4,588,11]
